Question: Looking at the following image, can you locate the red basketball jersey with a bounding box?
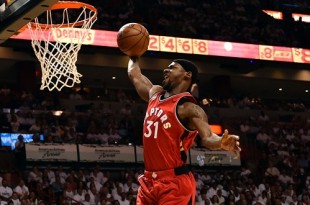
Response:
[143,91,198,171]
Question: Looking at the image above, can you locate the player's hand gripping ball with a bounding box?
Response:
[117,23,150,57]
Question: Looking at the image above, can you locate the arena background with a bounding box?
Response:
[0,1,309,205]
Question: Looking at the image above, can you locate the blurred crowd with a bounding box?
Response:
[1,0,310,204]
[0,85,309,146]
[75,0,310,48]
[32,0,310,48]
[0,83,309,205]
[0,158,309,205]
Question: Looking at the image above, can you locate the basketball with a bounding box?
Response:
[117,23,150,57]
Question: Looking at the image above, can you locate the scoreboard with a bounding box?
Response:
[10,28,310,64]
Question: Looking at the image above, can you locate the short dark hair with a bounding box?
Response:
[173,59,198,83]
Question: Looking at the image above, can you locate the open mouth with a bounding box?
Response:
[162,76,168,84]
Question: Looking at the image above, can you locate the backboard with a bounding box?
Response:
[0,0,58,44]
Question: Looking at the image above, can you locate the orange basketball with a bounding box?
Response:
[117,23,150,57]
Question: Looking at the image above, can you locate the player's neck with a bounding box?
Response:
[163,83,190,98]
[163,90,182,98]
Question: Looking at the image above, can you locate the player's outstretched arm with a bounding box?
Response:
[128,57,154,102]
[178,102,241,156]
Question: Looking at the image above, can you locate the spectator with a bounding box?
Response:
[211,194,220,205]
[240,120,251,134]
[190,82,199,102]
[256,128,271,150]
[63,182,75,205]
[83,193,91,205]
[55,166,67,184]
[90,165,106,185]
[265,161,280,180]
[0,179,13,205]
[44,164,56,184]
[28,166,43,188]
[240,166,252,179]
[258,190,269,205]
[99,184,113,203]
[9,114,20,133]
[216,188,226,205]
[258,111,270,123]
[14,134,26,171]
[278,170,294,186]
[112,200,121,205]
[28,191,39,205]
[117,192,130,205]
[227,194,236,205]
[122,177,138,196]
[87,185,99,205]
[72,188,85,205]
[95,130,109,145]
[14,179,29,200]
[51,175,64,203]
[87,177,102,193]
[108,128,122,145]
[29,119,41,134]
[10,192,20,205]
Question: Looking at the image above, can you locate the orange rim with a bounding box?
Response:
[28,1,97,29]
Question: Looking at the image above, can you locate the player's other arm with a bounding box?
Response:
[179,102,221,150]
[178,102,241,154]
[128,57,162,102]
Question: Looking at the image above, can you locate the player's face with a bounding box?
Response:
[162,62,186,91]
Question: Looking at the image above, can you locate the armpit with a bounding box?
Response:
[177,101,199,130]
[149,85,164,99]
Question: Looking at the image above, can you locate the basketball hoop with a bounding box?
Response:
[27,1,97,91]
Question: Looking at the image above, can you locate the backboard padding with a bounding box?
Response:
[0,0,59,44]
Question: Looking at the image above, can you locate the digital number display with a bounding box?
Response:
[176,38,192,54]
[193,39,208,55]
[11,29,310,64]
[259,45,274,60]
[292,48,310,63]
[159,36,176,52]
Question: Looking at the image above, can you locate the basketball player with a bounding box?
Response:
[127,57,241,205]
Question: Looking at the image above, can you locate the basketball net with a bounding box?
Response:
[27,1,97,91]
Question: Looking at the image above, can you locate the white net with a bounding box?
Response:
[27,1,97,91]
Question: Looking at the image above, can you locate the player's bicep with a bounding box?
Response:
[130,75,153,102]
[128,58,154,102]
[180,103,212,137]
